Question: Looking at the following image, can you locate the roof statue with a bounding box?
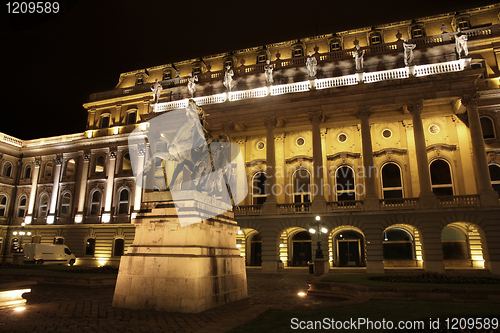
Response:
[403,38,417,66]
[455,28,469,59]
[223,66,234,91]
[305,51,317,77]
[353,44,364,71]
[264,60,274,85]
[187,73,198,98]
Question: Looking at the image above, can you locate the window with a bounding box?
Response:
[489,164,500,196]
[118,188,129,215]
[336,166,355,201]
[411,27,425,39]
[60,192,71,217]
[252,172,267,205]
[122,153,131,171]
[163,71,172,80]
[293,169,311,203]
[65,159,75,176]
[257,54,267,63]
[192,67,201,75]
[38,193,49,217]
[383,228,414,260]
[23,165,31,179]
[0,194,7,217]
[480,117,496,139]
[430,160,453,195]
[44,162,53,178]
[136,77,144,85]
[54,237,64,245]
[2,162,12,178]
[95,156,105,173]
[441,226,469,260]
[330,40,341,52]
[85,238,96,256]
[292,48,303,58]
[100,115,110,129]
[224,60,233,68]
[90,190,101,216]
[457,20,469,30]
[370,34,382,45]
[113,238,125,257]
[17,195,27,218]
[126,111,137,125]
[381,163,403,199]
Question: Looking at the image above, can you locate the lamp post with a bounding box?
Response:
[309,216,328,259]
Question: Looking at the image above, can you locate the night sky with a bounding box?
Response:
[1,0,497,140]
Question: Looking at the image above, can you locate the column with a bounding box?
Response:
[309,110,327,212]
[356,107,379,210]
[262,117,277,214]
[407,100,437,208]
[133,145,146,217]
[420,224,445,273]
[274,134,286,204]
[259,228,280,273]
[462,94,499,206]
[102,148,117,223]
[75,152,90,223]
[364,223,385,273]
[47,155,63,224]
[25,157,41,224]
[235,138,248,204]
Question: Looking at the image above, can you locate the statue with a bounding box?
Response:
[187,73,198,97]
[150,79,163,104]
[440,23,448,33]
[403,38,417,66]
[264,59,273,85]
[353,45,364,71]
[455,28,468,59]
[305,51,317,77]
[223,66,234,91]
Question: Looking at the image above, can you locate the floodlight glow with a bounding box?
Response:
[46,216,54,224]
[297,292,306,297]
[101,213,111,223]
[74,214,83,223]
[13,307,26,312]
[309,228,316,234]
[315,216,320,221]
[24,216,32,224]
[321,228,328,234]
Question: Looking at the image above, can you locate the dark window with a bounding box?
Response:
[126,111,137,125]
[95,156,105,173]
[383,228,414,260]
[257,54,267,63]
[382,163,403,199]
[136,77,144,85]
[430,160,453,195]
[458,21,469,30]
[480,117,495,139]
[64,247,71,255]
[85,238,96,256]
[489,164,500,196]
[193,67,201,75]
[370,35,381,45]
[3,162,12,178]
[114,238,125,257]
[90,191,101,216]
[118,189,129,215]
[17,196,27,218]
[163,72,172,80]
[336,167,355,201]
[24,165,31,179]
[54,237,64,245]
[100,116,110,129]
[0,194,7,217]
[330,42,341,52]
[252,172,267,205]
[412,28,424,38]
[292,48,303,58]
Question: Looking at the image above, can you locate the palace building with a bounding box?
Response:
[1,4,500,274]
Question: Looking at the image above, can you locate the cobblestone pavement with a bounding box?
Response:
[0,269,347,333]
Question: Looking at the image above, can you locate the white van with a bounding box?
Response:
[23,243,76,266]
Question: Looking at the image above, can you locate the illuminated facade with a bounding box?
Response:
[1,4,500,273]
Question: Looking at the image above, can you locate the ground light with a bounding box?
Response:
[297,292,306,297]
[13,307,26,312]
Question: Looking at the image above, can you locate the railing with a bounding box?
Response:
[0,133,22,147]
[229,87,268,101]
[328,200,363,212]
[364,67,408,83]
[414,59,466,77]
[193,93,226,106]
[380,198,420,210]
[154,99,189,113]
[278,203,311,214]
[234,205,263,216]
[438,195,480,208]
[411,35,444,47]
[316,74,358,89]
[271,81,310,96]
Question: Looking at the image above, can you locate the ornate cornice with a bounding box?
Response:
[426,143,457,152]
[327,152,361,161]
[285,155,314,164]
[355,106,371,119]
[83,152,91,162]
[245,159,266,168]
[263,117,277,129]
[34,157,42,167]
[372,148,407,157]
[407,99,423,115]
[308,110,323,124]
[461,93,480,108]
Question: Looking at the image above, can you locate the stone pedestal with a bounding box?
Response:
[366,260,385,273]
[313,259,330,276]
[113,191,247,313]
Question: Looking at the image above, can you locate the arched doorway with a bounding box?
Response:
[291,231,312,267]
[334,230,365,266]
[249,233,262,266]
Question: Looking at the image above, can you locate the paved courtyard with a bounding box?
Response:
[0,269,346,333]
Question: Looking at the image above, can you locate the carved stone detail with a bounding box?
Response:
[83,153,91,162]
[461,93,480,108]
[308,110,323,124]
[263,117,277,129]
[34,158,42,167]
[407,100,423,115]
[221,122,235,135]
[356,106,371,119]
[109,148,117,160]
[55,155,63,165]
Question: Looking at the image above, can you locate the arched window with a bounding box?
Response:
[118,188,129,215]
[381,163,403,199]
[113,238,125,257]
[60,192,71,217]
[0,194,7,217]
[489,164,500,196]
[85,238,96,256]
[383,228,414,260]
[480,117,496,139]
[126,111,137,125]
[89,190,101,216]
[100,115,110,129]
[65,159,76,176]
[291,231,312,267]
[336,166,355,201]
[54,237,64,245]
[441,226,469,260]
[37,193,49,217]
[252,172,267,205]
[17,195,27,218]
[2,162,13,178]
[122,153,131,171]
[430,160,453,196]
[95,156,105,173]
[23,165,32,179]
[293,169,311,203]
[44,162,53,178]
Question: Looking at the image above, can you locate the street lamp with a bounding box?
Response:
[309,215,327,259]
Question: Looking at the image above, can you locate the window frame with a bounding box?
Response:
[0,194,8,217]
[85,238,96,256]
[60,191,72,217]
[43,161,53,178]
[117,187,130,215]
[100,114,110,129]
[381,162,404,199]
[430,159,454,196]
[65,158,76,176]
[23,164,32,179]
[480,116,496,139]
[293,168,311,204]
[17,195,27,218]
[335,166,356,201]
[113,238,125,257]
[2,161,13,178]
[37,193,49,218]
[89,189,102,216]
[251,172,267,205]
[94,155,105,174]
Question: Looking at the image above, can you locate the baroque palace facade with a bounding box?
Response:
[1,4,500,273]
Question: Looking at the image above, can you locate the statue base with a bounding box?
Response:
[112,191,247,313]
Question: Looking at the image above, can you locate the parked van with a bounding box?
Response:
[23,243,76,266]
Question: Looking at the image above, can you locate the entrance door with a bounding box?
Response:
[338,240,361,266]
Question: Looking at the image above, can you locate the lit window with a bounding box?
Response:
[122,153,131,171]
[2,162,12,178]
[95,156,105,173]
[430,160,453,196]
[17,196,27,218]
[381,163,403,199]
[38,194,49,218]
[252,172,267,205]
[23,165,31,179]
[126,111,137,125]
[293,169,311,204]
[0,194,7,217]
[100,116,110,129]
[118,188,129,215]
[336,166,355,201]
[480,117,496,139]
[114,238,125,257]
[44,162,53,178]
[65,159,75,176]
[85,238,96,256]
[60,192,71,217]
[90,191,101,216]
[489,164,500,196]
